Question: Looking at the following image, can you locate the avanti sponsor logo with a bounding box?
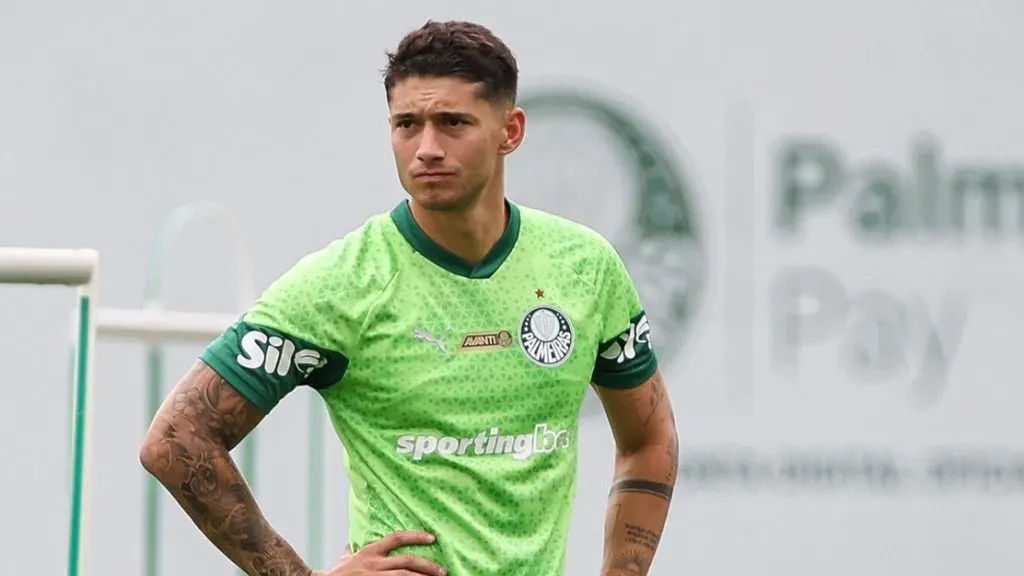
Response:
[460,330,514,351]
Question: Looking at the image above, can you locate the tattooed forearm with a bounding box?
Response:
[601,480,672,576]
[140,362,310,576]
[596,370,678,576]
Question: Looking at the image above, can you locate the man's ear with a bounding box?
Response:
[499,107,526,156]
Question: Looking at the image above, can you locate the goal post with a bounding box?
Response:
[0,247,99,576]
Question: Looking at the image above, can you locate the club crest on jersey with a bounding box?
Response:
[519,304,575,367]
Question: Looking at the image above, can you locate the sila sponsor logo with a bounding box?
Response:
[236,330,326,377]
[395,423,571,462]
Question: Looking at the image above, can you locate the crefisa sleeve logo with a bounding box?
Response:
[519,304,575,367]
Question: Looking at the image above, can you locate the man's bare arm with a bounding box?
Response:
[139,360,311,576]
[594,370,678,576]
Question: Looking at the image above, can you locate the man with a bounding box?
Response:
[140,19,678,576]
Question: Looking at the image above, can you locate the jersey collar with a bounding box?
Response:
[390,198,521,279]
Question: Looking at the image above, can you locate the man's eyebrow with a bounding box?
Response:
[390,110,477,122]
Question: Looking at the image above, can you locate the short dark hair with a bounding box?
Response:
[383,20,518,105]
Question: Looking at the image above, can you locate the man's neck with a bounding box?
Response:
[409,190,508,265]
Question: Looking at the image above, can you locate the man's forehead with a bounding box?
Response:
[389,77,486,115]
[390,98,469,116]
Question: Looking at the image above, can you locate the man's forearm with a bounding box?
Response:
[144,441,310,575]
[140,367,311,576]
[601,434,678,575]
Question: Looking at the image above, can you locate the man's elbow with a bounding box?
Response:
[622,413,677,453]
[138,418,186,481]
[138,427,167,478]
[615,420,678,482]
[616,435,674,466]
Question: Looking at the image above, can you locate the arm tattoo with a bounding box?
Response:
[604,504,623,550]
[610,550,650,575]
[141,362,309,576]
[623,524,661,553]
[641,373,665,428]
[603,518,662,576]
[603,513,662,576]
[610,479,674,501]
[665,410,679,484]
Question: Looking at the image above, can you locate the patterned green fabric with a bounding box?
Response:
[201,199,657,575]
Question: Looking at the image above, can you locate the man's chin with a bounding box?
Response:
[410,189,474,212]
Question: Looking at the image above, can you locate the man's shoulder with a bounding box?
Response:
[280,209,405,295]
[516,203,616,255]
[325,209,400,256]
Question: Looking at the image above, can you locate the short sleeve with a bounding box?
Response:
[200,248,352,413]
[591,242,658,389]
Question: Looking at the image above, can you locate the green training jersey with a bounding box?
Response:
[201,198,657,575]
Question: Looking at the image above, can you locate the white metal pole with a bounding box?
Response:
[94,308,238,342]
[0,247,99,576]
[0,248,97,285]
[70,257,99,576]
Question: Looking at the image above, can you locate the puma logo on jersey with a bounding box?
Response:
[414,325,452,358]
[599,313,651,364]
[236,330,326,376]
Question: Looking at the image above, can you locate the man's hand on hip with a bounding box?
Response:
[312,531,446,576]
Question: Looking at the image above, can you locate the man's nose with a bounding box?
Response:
[416,124,445,163]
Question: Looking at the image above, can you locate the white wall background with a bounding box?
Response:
[2,0,1023,574]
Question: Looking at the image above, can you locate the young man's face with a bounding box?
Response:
[388,75,523,212]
